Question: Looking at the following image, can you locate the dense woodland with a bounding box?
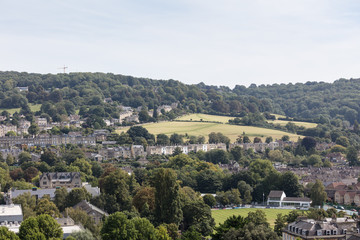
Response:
[2,71,360,124]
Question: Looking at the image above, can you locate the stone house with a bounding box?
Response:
[39,172,81,189]
[283,218,360,240]
[74,200,108,224]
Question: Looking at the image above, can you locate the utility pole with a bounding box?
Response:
[263,192,265,206]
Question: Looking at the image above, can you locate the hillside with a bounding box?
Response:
[1,71,360,125]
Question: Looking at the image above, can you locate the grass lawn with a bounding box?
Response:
[117,121,301,142]
[268,120,318,128]
[177,114,233,123]
[0,104,42,115]
[212,208,296,227]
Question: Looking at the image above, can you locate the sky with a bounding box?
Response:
[1,0,360,88]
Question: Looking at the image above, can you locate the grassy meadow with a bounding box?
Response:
[0,104,42,115]
[268,119,318,128]
[177,114,233,123]
[117,120,301,142]
[212,208,297,227]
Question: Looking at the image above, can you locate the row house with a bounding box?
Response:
[326,182,360,205]
[119,111,133,123]
[0,125,17,137]
[0,135,96,148]
[98,145,144,160]
[283,218,359,240]
[229,142,279,153]
[146,143,227,155]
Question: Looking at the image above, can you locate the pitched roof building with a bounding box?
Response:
[267,190,311,208]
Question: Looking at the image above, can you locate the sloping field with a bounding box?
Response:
[177,114,233,123]
[178,114,316,128]
[268,120,318,128]
[212,208,296,227]
[0,104,42,115]
[117,121,301,142]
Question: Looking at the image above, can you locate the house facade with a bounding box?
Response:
[40,172,81,189]
[283,218,360,240]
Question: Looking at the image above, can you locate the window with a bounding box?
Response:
[43,181,47,185]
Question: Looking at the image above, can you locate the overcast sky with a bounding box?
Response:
[1,0,360,87]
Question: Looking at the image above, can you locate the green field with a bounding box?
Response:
[268,120,318,128]
[0,104,42,114]
[117,121,301,142]
[212,208,296,227]
[177,114,233,123]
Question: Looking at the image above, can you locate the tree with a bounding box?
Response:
[0,226,20,240]
[99,169,132,212]
[281,135,290,141]
[310,180,327,207]
[41,150,59,166]
[230,146,242,162]
[66,188,91,207]
[170,133,183,145]
[6,154,14,165]
[19,214,63,240]
[280,171,301,197]
[242,135,251,143]
[18,152,32,165]
[181,227,202,240]
[34,198,60,217]
[155,225,171,240]
[347,146,359,166]
[54,187,69,212]
[28,124,40,136]
[153,168,183,226]
[101,212,138,240]
[132,186,155,212]
[12,192,36,219]
[203,194,216,208]
[243,190,252,204]
[253,137,262,143]
[132,217,157,240]
[301,136,316,151]
[307,154,322,167]
[182,200,215,236]
[68,229,95,240]
[265,136,273,143]
[274,213,287,236]
[156,134,170,145]
[336,136,350,147]
[66,207,99,236]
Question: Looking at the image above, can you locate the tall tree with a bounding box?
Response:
[101,212,138,240]
[310,180,327,207]
[153,168,183,226]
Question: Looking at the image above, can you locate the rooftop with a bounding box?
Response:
[0,205,22,217]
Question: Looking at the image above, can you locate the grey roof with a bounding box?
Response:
[268,190,284,198]
[283,197,311,202]
[74,200,108,216]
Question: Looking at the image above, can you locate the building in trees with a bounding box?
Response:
[74,200,109,224]
[267,190,311,208]
[40,172,81,189]
[0,204,23,225]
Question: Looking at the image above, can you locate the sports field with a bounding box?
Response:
[0,104,42,115]
[212,208,296,227]
[117,121,301,142]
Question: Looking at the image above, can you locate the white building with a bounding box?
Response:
[267,190,311,208]
[0,204,23,224]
